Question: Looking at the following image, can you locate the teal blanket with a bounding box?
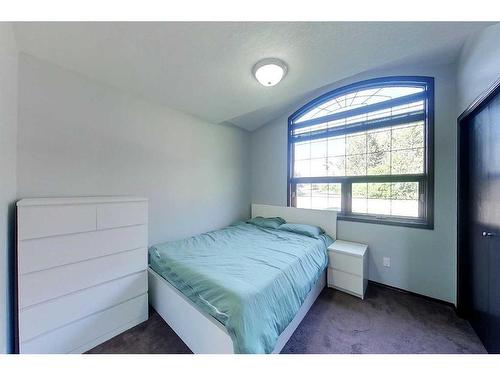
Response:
[148,222,333,353]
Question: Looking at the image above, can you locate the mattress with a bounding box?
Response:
[148,221,333,353]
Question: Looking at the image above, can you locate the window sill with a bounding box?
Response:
[337,213,433,230]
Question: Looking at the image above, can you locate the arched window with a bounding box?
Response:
[288,76,434,228]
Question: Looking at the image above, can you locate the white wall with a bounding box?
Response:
[251,62,458,303]
[17,54,251,246]
[0,23,18,354]
[457,23,500,113]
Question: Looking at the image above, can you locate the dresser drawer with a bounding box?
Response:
[18,224,148,275]
[19,247,147,308]
[327,268,364,297]
[18,204,97,240]
[97,201,148,229]
[328,251,363,276]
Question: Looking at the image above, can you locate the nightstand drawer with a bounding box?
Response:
[328,251,363,276]
[327,268,364,297]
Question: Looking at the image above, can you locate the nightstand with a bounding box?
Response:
[327,240,368,299]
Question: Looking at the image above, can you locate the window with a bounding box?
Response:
[288,76,434,228]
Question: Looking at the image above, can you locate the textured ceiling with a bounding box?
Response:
[14,22,492,131]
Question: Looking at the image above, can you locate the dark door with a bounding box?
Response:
[460,88,500,353]
[467,104,490,348]
[486,93,500,353]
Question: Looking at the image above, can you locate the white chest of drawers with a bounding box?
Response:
[15,196,149,353]
[327,240,368,299]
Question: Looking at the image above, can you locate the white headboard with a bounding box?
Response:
[251,204,337,239]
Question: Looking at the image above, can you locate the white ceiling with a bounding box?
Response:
[13,22,492,131]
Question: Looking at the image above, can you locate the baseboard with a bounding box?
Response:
[368,280,456,309]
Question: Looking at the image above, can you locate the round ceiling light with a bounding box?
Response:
[252,58,288,87]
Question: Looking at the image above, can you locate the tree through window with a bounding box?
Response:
[288,76,434,228]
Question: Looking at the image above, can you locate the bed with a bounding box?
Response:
[148,204,337,353]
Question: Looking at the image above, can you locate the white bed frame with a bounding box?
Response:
[148,204,337,354]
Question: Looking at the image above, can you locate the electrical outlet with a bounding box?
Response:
[383,256,391,268]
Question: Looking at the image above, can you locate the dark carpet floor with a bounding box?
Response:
[87,283,486,354]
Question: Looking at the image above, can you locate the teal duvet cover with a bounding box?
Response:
[148,222,333,354]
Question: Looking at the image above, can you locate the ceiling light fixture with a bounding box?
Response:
[252,58,288,87]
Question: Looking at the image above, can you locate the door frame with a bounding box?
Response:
[457,77,500,317]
